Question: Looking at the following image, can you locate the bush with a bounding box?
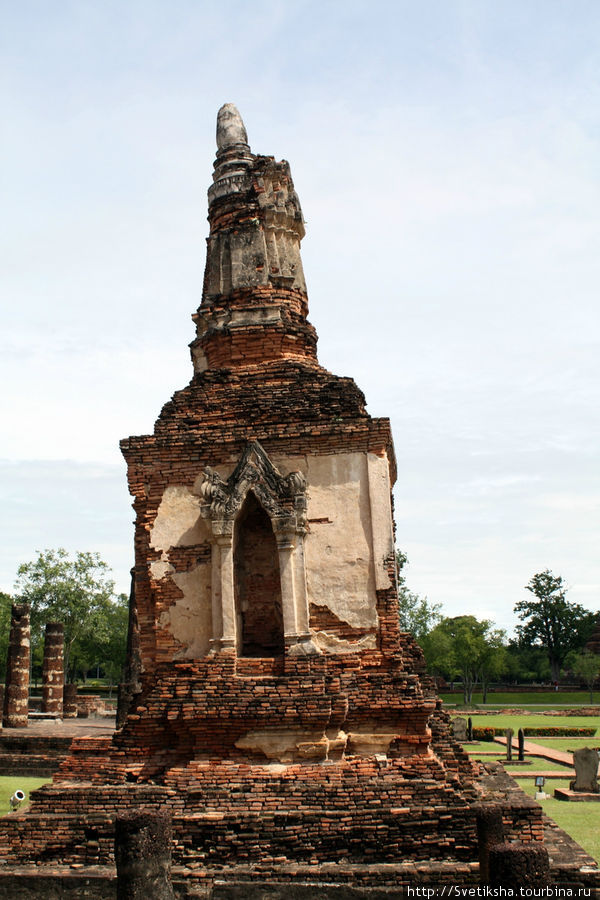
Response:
[523,726,596,737]
[472,725,596,740]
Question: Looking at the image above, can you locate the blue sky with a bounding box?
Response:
[2,1,599,633]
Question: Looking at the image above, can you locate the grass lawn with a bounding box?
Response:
[442,692,598,706]
[460,718,600,865]
[516,778,600,864]
[464,752,571,773]
[0,776,50,816]
[459,713,600,734]
[523,737,600,752]
[503,760,572,773]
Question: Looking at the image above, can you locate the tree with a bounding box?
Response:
[396,550,442,643]
[422,615,506,705]
[504,640,550,684]
[514,571,596,683]
[567,650,600,703]
[478,632,507,703]
[0,592,12,681]
[74,593,128,693]
[14,549,117,682]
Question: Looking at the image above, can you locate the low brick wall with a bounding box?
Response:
[0,735,73,776]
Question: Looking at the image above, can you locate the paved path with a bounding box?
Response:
[0,716,116,739]
[494,735,600,773]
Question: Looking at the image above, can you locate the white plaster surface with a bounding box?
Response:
[235,727,347,763]
[150,559,175,580]
[149,485,208,552]
[271,451,382,631]
[159,565,212,659]
[367,452,395,590]
[314,631,376,653]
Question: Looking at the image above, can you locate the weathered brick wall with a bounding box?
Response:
[0,759,545,876]
[0,735,72,776]
[87,654,433,773]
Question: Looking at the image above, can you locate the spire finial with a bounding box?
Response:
[216,103,249,151]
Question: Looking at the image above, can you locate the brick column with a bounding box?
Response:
[3,603,31,728]
[476,805,504,883]
[42,622,64,716]
[63,682,78,718]
[115,809,174,899]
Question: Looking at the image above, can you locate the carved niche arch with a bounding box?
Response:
[196,442,320,656]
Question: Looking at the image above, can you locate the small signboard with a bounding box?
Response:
[535,776,545,788]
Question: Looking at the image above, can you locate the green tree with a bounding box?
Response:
[0,592,12,681]
[514,571,596,683]
[14,549,117,682]
[396,550,442,643]
[74,593,128,693]
[420,625,454,681]
[422,615,506,704]
[504,640,550,684]
[479,632,507,703]
[567,650,600,703]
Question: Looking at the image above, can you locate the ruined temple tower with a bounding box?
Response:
[122,101,402,682]
[4,105,598,897]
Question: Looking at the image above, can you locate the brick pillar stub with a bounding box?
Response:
[63,682,78,718]
[476,805,504,884]
[115,809,174,900]
[488,842,550,887]
[42,622,64,716]
[3,603,31,728]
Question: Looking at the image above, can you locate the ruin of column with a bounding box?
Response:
[41,622,64,716]
[2,603,31,728]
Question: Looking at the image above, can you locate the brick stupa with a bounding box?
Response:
[3,104,594,898]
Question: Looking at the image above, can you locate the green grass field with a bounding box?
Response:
[442,692,599,707]
[0,776,50,815]
[503,760,572,773]
[461,713,600,734]
[459,710,600,865]
[465,751,570,772]
[516,778,600,864]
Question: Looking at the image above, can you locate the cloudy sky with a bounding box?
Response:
[2,1,599,634]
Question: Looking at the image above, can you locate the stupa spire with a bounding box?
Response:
[216,102,249,150]
[190,105,315,373]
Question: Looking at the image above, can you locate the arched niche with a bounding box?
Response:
[196,441,320,657]
[233,491,284,657]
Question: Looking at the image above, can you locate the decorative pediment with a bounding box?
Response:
[196,441,307,534]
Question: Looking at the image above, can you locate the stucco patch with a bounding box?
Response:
[150,485,208,552]
[314,632,377,654]
[235,728,347,763]
[150,559,175,580]
[268,451,380,631]
[367,452,394,590]
[158,565,212,659]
